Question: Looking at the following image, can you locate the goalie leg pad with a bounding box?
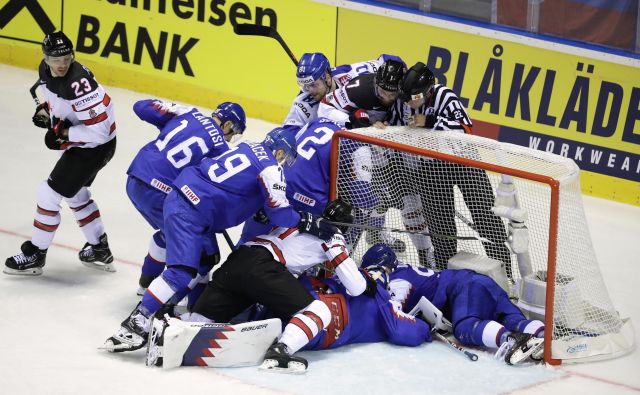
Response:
[157,317,282,369]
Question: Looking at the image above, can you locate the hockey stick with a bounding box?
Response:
[433,330,479,361]
[327,221,494,243]
[220,230,236,251]
[233,23,298,66]
[29,79,42,106]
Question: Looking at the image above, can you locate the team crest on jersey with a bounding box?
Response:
[338,75,350,85]
[180,185,200,205]
[89,108,97,118]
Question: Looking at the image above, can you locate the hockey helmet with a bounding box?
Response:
[42,31,74,57]
[212,102,246,135]
[322,198,354,233]
[375,59,405,92]
[400,62,435,102]
[263,127,297,165]
[362,243,398,271]
[296,52,331,90]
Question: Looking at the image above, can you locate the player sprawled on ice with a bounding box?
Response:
[283,52,404,135]
[151,199,377,373]
[369,244,545,364]
[384,61,511,272]
[102,129,328,353]
[5,31,117,275]
[126,99,245,295]
[237,117,377,247]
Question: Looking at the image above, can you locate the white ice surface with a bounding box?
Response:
[0,64,638,395]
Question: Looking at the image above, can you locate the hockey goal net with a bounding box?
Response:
[329,126,634,365]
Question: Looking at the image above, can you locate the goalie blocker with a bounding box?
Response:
[146,317,282,368]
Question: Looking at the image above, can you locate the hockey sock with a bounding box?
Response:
[140,232,167,280]
[66,187,104,245]
[279,300,330,354]
[32,181,63,249]
[456,317,506,348]
[516,319,545,337]
[142,268,193,316]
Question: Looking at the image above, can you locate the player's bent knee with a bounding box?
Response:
[36,181,63,211]
[303,299,331,329]
[162,265,197,291]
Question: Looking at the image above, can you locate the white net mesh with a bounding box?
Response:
[333,126,634,363]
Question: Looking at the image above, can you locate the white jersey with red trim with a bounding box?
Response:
[245,227,366,296]
[38,60,116,149]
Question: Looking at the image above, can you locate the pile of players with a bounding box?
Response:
[103,51,544,371]
[5,31,544,373]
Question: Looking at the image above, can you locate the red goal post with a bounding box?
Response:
[329,127,635,365]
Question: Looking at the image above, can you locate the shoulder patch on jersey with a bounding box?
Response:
[180,185,200,205]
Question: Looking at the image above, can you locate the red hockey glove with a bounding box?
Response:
[348,109,371,129]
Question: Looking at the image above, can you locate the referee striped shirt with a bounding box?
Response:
[387,84,472,133]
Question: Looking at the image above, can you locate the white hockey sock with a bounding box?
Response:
[31,181,63,250]
[482,320,506,348]
[280,300,330,354]
[402,194,433,250]
[66,187,104,245]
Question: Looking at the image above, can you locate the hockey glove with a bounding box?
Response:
[44,118,71,150]
[297,211,339,241]
[360,268,378,298]
[253,208,270,225]
[347,109,371,129]
[32,103,50,129]
[424,107,437,129]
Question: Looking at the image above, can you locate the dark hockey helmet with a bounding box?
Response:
[42,31,74,57]
[400,62,435,102]
[361,243,398,271]
[296,52,331,90]
[212,102,246,135]
[263,127,297,165]
[374,59,405,92]
[322,198,354,233]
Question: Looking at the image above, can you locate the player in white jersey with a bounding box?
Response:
[282,52,402,134]
[188,199,377,373]
[383,62,511,272]
[4,31,117,276]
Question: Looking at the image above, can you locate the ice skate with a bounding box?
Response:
[4,241,47,276]
[260,342,308,374]
[496,332,544,365]
[79,233,115,272]
[101,306,149,352]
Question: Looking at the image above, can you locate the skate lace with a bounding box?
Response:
[12,253,29,265]
[79,245,93,258]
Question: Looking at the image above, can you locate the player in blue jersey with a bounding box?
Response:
[237,118,379,251]
[102,129,331,353]
[238,118,341,244]
[127,99,246,295]
[368,244,545,364]
[283,52,404,134]
[298,272,432,352]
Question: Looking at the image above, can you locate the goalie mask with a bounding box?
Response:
[322,198,354,233]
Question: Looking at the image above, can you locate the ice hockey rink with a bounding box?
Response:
[0,63,638,395]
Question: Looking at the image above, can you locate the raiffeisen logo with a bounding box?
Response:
[566,343,588,354]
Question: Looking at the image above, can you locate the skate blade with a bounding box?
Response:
[81,261,116,273]
[99,337,146,353]
[3,267,43,276]
[259,359,307,374]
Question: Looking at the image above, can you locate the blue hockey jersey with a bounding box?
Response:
[127,99,229,190]
[172,141,300,231]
